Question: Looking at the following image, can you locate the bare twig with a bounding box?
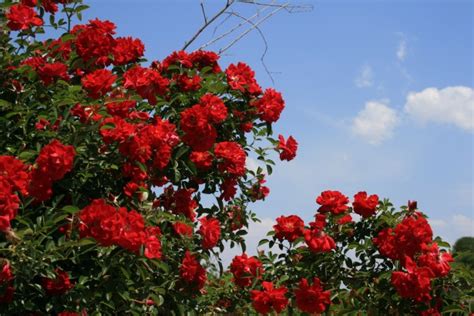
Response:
[238,0,313,13]
[182,0,235,51]
[200,1,208,24]
[224,11,275,84]
[218,3,289,54]
[199,5,272,50]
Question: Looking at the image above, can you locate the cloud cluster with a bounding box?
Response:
[352,101,399,145]
[354,64,374,88]
[404,86,474,131]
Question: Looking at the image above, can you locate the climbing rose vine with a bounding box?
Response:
[0,1,471,314]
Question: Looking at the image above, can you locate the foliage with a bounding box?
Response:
[0,1,471,315]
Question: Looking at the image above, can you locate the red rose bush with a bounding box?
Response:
[0,1,470,314]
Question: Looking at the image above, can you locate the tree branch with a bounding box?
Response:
[218,3,289,54]
[182,0,235,51]
[223,11,275,84]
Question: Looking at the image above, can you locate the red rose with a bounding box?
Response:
[189,50,221,72]
[373,212,433,261]
[123,66,169,105]
[113,36,145,65]
[250,281,288,314]
[220,178,237,201]
[180,104,216,151]
[294,277,331,314]
[190,151,213,170]
[225,62,262,95]
[6,4,43,31]
[200,94,227,123]
[144,234,162,260]
[37,62,69,86]
[180,251,207,290]
[162,50,193,69]
[0,262,14,303]
[73,19,116,66]
[391,257,433,302]
[352,191,379,218]
[35,139,75,181]
[254,88,285,123]
[229,253,263,287]
[81,69,117,99]
[337,214,353,225]
[0,155,30,196]
[273,215,305,242]
[214,142,246,177]
[21,0,38,7]
[277,134,298,161]
[173,188,198,221]
[304,222,336,253]
[41,269,74,296]
[175,74,201,92]
[316,190,349,215]
[417,243,453,278]
[173,222,193,237]
[198,217,221,249]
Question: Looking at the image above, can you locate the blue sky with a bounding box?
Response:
[81,0,473,252]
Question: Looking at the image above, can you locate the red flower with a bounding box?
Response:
[273,215,305,242]
[0,155,30,196]
[254,88,285,123]
[294,277,331,314]
[352,191,379,218]
[0,263,13,284]
[417,243,453,277]
[173,188,198,221]
[228,206,245,231]
[144,234,162,260]
[189,50,221,72]
[277,135,298,161]
[37,62,69,86]
[230,254,263,287]
[6,4,43,31]
[304,222,336,253]
[113,36,145,65]
[173,222,193,237]
[225,62,262,95]
[337,214,353,225]
[175,74,201,92]
[391,257,433,302]
[200,94,227,123]
[220,178,237,201]
[73,19,116,66]
[198,217,221,249]
[180,104,216,151]
[180,251,207,290]
[41,269,74,296]
[35,139,75,181]
[316,190,349,215]
[374,212,433,261]
[190,151,213,170]
[162,50,193,69]
[123,66,169,105]
[21,0,38,7]
[250,281,288,314]
[214,142,246,177]
[81,69,117,99]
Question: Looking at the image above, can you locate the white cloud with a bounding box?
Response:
[397,38,407,61]
[355,64,374,88]
[352,100,399,145]
[404,86,474,131]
